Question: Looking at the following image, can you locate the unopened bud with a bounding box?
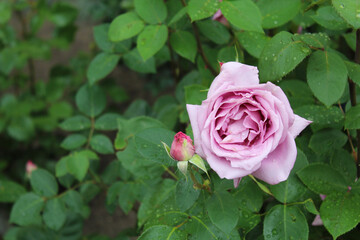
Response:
[170,132,195,162]
[26,160,37,178]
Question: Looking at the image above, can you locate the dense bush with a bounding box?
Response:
[1,0,360,239]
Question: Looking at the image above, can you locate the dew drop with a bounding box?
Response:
[339,4,344,9]
[272,229,278,235]
[274,21,278,25]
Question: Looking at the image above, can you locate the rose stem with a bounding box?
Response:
[349,29,360,178]
[180,0,218,77]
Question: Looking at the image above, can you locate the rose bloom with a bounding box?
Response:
[187,62,311,185]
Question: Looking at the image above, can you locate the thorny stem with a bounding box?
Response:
[180,0,218,77]
[350,29,360,178]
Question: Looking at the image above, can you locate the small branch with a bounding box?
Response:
[86,117,95,148]
[338,102,356,157]
[350,29,360,177]
[162,165,179,180]
[167,30,180,83]
[180,0,218,77]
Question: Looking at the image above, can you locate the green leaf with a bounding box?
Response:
[138,225,185,240]
[279,80,315,109]
[345,104,360,129]
[259,31,311,82]
[0,180,26,203]
[30,169,58,197]
[7,116,34,141]
[0,48,18,75]
[66,153,90,181]
[117,182,140,214]
[292,33,331,49]
[237,31,270,58]
[175,177,200,212]
[94,24,132,53]
[48,101,73,119]
[134,127,176,166]
[249,175,273,196]
[123,48,156,73]
[0,1,11,24]
[108,12,145,42]
[189,154,209,178]
[309,129,347,154]
[90,134,114,154]
[138,179,176,226]
[134,0,167,24]
[233,176,263,212]
[206,190,239,234]
[257,0,301,29]
[61,190,89,218]
[304,199,319,215]
[269,149,308,203]
[307,50,348,107]
[330,149,357,183]
[43,198,67,231]
[217,46,238,63]
[87,52,120,85]
[115,116,166,150]
[332,0,360,29]
[75,84,106,118]
[294,105,344,132]
[185,84,207,105]
[170,30,197,63]
[297,163,348,195]
[344,31,356,52]
[320,192,360,239]
[95,113,123,131]
[187,0,219,21]
[312,6,349,30]
[220,0,263,33]
[60,134,87,150]
[137,25,168,61]
[10,193,45,226]
[168,7,187,26]
[197,19,231,45]
[263,205,308,240]
[59,115,91,131]
[50,2,78,27]
[238,208,261,235]
[345,61,360,87]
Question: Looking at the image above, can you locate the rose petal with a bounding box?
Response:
[312,215,323,226]
[208,62,259,98]
[252,133,297,185]
[289,114,312,138]
[186,104,207,158]
[202,143,258,179]
[233,178,241,188]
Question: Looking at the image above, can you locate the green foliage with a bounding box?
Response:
[307,50,348,107]
[2,0,360,239]
[220,0,263,33]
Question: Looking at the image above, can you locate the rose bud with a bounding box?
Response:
[187,62,311,186]
[212,0,229,27]
[170,132,195,162]
[26,160,37,178]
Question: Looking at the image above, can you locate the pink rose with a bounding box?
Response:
[170,132,195,161]
[186,62,311,185]
[26,160,37,177]
[212,0,229,27]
